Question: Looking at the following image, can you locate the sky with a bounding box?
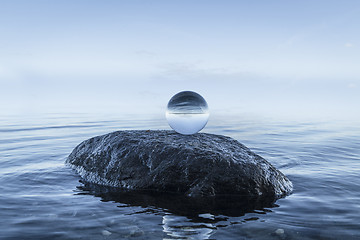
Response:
[0,0,359,119]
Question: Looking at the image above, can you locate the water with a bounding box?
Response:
[1,112,360,239]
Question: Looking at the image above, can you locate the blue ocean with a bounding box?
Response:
[1,112,359,239]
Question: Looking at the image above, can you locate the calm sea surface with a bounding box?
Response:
[1,112,359,240]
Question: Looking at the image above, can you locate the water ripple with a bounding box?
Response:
[0,114,359,239]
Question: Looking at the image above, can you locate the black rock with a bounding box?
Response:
[66,130,292,200]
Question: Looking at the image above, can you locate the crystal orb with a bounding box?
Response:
[166,91,209,135]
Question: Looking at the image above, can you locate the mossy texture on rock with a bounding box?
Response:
[66,130,292,199]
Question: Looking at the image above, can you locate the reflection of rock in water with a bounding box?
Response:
[77,182,278,239]
[77,182,276,218]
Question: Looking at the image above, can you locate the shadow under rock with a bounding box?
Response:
[75,180,278,223]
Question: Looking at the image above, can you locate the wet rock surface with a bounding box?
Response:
[66,130,292,200]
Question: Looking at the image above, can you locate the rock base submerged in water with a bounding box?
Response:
[66,130,292,200]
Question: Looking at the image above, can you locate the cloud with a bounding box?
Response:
[347,83,357,88]
[345,43,354,48]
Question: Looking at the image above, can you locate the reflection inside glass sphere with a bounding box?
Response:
[166,91,209,135]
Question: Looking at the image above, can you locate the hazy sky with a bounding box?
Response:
[1,1,359,119]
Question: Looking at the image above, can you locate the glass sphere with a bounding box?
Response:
[166,91,209,135]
